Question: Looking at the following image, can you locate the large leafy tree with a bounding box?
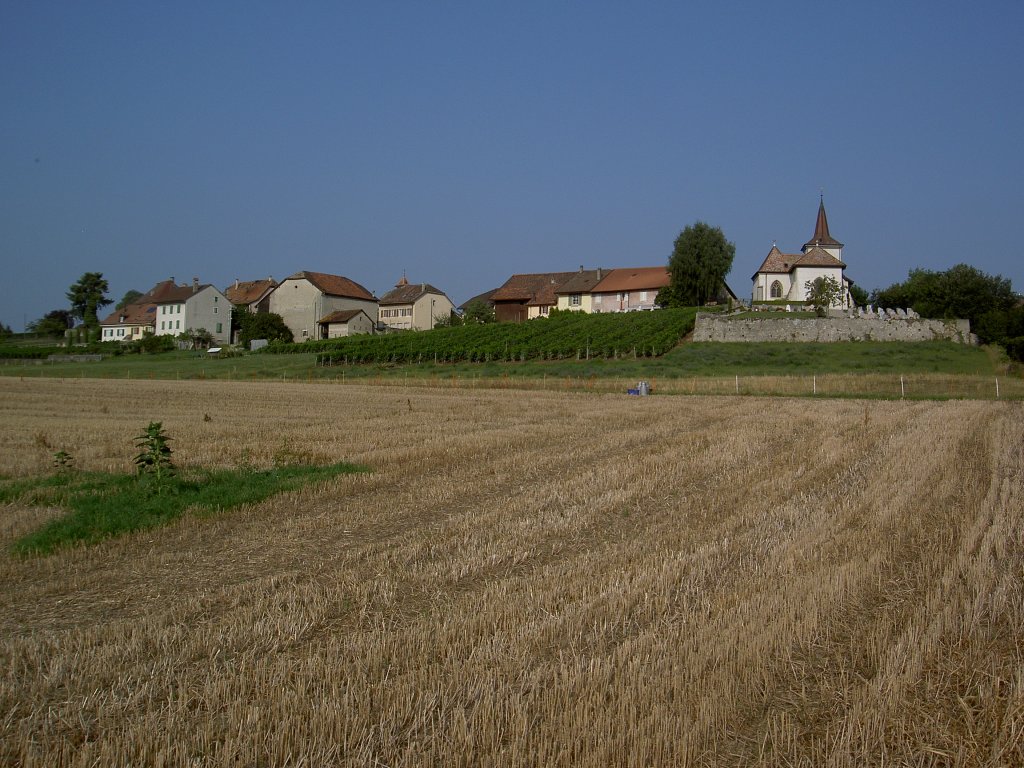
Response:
[236,310,294,346]
[805,276,843,317]
[661,222,735,306]
[462,300,496,324]
[873,264,1016,344]
[66,272,112,330]
[28,309,74,338]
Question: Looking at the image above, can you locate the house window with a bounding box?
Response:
[175,320,180,330]
[640,291,648,302]
[570,294,581,306]
[213,307,218,314]
[216,323,222,334]
[770,280,783,298]
[539,305,549,315]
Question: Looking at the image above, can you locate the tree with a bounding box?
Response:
[116,289,143,310]
[805,276,843,317]
[237,311,293,346]
[433,310,463,328]
[28,309,74,338]
[663,222,735,306]
[848,283,869,308]
[177,327,214,350]
[0,322,14,338]
[874,264,1016,344]
[462,300,496,324]
[66,273,112,335]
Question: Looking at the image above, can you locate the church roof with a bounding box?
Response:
[752,245,845,279]
[802,198,844,250]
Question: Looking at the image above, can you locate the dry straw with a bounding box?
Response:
[0,378,1021,766]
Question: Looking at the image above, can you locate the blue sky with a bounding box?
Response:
[2,1,1022,330]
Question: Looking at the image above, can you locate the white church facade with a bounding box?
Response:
[751,199,854,308]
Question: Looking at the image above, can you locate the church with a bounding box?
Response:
[751,198,853,307]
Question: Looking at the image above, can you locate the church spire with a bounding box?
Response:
[802,195,844,251]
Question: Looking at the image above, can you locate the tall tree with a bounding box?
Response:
[66,272,112,330]
[661,222,735,306]
[116,289,144,310]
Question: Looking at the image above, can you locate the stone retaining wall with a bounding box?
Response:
[692,315,974,344]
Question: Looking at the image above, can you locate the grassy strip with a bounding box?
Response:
[6,463,369,556]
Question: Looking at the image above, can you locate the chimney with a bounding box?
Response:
[579,264,584,272]
[597,268,602,280]
[192,277,199,293]
[234,278,239,289]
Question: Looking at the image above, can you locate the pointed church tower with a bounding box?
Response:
[802,196,844,260]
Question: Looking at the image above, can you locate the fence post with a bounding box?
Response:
[900,375,905,399]
[996,378,1000,399]
[735,375,739,394]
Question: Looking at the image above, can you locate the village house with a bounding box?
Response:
[489,272,581,322]
[751,198,853,307]
[150,277,232,345]
[589,267,671,312]
[554,268,605,313]
[99,301,157,342]
[319,309,376,338]
[268,270,378,341]
[378,276,456,331]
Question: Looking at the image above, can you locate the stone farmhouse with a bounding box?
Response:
[378,276,456,331]
[751,198,854,308]
[268,271,378,342]
[319,309,376,338]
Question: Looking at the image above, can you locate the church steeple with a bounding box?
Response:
[802,195,844,255]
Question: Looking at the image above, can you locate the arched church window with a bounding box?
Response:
[770,280,783,299]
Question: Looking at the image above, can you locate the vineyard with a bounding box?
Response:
[281,308,698,365]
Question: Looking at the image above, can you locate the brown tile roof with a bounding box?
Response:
[146,278,217,304]
[458,289,497,310]
[791,247,846,269]
[100,303,157,327]
[591,267,670,293]
[491,272,579,302]
[379,282,448,306]
[554,270,604,295]
[752,245,798,277]
[319,309,370,324]
[225,278,277,306]
[288,271,375,301]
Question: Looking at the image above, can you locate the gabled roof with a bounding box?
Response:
[490,272,579,302]
[591,267,671,293]
[752,245,846,278]
[319,309,372,324]
[147,279,196,304]
[286,271,375,301]
[459,289,497,311]
[379,282,449,306]
[100,303,157,327]
[802,197,844,250]
[225,278,277,306]
[791,246,846,269]
[554,269,604,295]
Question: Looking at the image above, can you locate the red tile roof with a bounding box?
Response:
[100,303,157,327]
[225,278,277,306]
[491,272,579,303]
[791,247,846,269]
[287,271,375,301]
[591,267,670,293]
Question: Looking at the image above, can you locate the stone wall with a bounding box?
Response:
[692,314,974,344]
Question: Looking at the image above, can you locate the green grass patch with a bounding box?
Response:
[6,462,369,556]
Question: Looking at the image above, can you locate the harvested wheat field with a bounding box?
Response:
[0,378,1021,766]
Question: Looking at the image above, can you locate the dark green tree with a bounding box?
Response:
[0,322,12,338]
[662,222,735,306]
[874,264,1015,344]
[848,283,869,308]
[116,289,143,310]
[66,273,112,334]
[28,309,74,338]
[805,276,843,317]
[237,311,294,346]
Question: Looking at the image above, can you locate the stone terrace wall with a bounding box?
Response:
[692,315,974,344]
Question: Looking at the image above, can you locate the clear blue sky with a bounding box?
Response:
[3,1,1022,330]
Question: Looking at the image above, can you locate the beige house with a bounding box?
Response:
[554,269,605,313]
[99,302,156,342]
[268,271,378,341]
[378,276,456,330]
[150,278,232,344]
[752,199,853,307]
[319,309,376,338]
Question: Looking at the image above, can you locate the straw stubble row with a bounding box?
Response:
[0,378,1020,766]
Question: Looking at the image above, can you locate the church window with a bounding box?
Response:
[770,280,783,299]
